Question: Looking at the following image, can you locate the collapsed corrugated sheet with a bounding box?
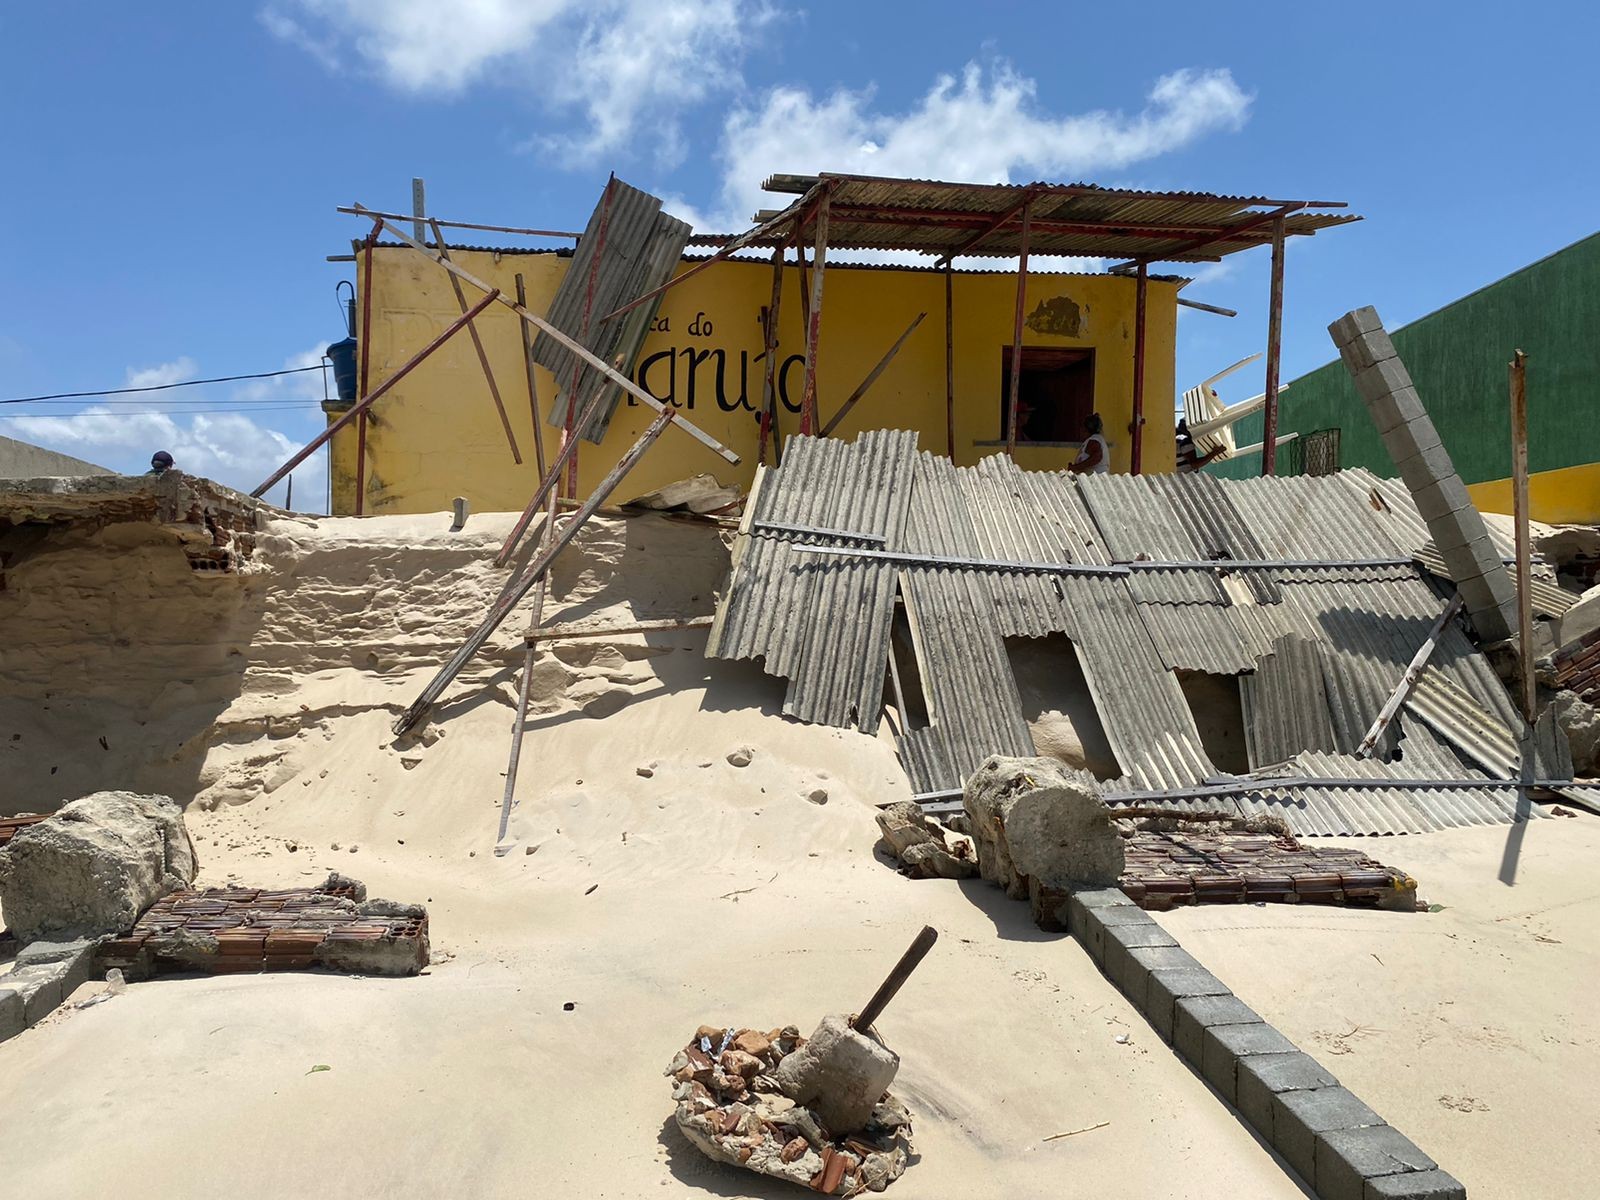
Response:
[708,433,1570,834]
[533,179,691,443]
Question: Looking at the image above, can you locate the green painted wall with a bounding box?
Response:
[1211,231,1600,482]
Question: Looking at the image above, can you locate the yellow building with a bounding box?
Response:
[323,174,1355,516]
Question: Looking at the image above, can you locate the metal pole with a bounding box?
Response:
[411,177,427,243]
[800,191,831,435]
[431,219,521,464]
[852,926,938,1032]
[944,262,955,462]
[758,241,786,465]
[1004,200,1033,458]
[1261,215,1286,476]
[354,221,379,515]
[1132,262,1148,474]
[252,290,500,498]
[1511,348,1535,724]
[393,404,682,736]
[514,273,548,478]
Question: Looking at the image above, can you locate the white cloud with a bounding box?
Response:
[6,349,333,511]
[703,63,1253,233]
[265,0,771,162]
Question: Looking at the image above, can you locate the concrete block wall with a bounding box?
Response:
[0,939,97,1044]
[1067,888,1466,1199]
[1328,307,1515,643]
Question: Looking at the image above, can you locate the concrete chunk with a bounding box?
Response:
[1273,1086,1383,1183]
[1201,1022,1298,1102]
[1236,1051,1339,1134]
[771,1013,899,1136]
[1173,993,1261,1066]
[1363,1168,1467,1199]
[1317,1125,1436,1200]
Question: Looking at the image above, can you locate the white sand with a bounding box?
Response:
[0,509,1300,1198]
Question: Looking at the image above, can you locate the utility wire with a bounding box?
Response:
[0,404,325,419]
[0,364,326,406]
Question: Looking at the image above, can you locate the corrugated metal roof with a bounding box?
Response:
[708,438,1564,833]
[702,174,1360,263]
[533,180,690,443]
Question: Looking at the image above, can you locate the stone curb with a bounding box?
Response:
[0,939,98,1045]
[1067,888,1466,1200]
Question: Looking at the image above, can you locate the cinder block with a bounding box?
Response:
[1337,328,1399,374]
[1429,520,1491,559]
[1173,993,1261,1066]
[1236,1052,1338,1135]
[1106,936,1189,1001]
[1354,357,1422,406]
[1066,887,1134,940]
[1382,417,1443,466]
[1201,1021,1298,1102]
[1317,1125,1436,1200]
[1411,475,1474,524]
[1395,441,1461,494]
[0,988,24,1042]
[1145,967,1231,1041]
[17,939,97,996]
[1365,385,1429,434]
[1363,1168,1467,1199]
[1328,307,1384,348]
[1273,1086,1383,1184]
[9,969,64,1027]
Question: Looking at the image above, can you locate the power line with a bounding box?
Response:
[0,404,325,419]
[0,364,327,406]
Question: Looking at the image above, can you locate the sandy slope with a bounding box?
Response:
[0,508,1301,1199]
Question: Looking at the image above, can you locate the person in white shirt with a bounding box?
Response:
[1069,413,1110,474]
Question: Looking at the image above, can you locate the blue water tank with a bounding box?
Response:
[327,337,358,402]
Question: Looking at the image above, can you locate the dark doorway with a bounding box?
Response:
[1177,670,1249,774]
[999,347,1095,443]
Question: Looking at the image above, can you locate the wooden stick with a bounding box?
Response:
[820,311,926,437]
[335,205,580,240]
[495,643,536,853]
[1354,592,1467,758]
[515,273,548,478]
[432,220,520,464]
[1261,215,1287,476]
[853,925,937,1032]
[799,190,831,434]
[525,615,712,643]
[493,381,618,567]
[393,405,682,736]
[1043,1122,1110,1143]
[1510,349,1535,724]
[944,263,955,462]
[252,289,499,498]
[1004,200,1033,458]
[757,241,786,464]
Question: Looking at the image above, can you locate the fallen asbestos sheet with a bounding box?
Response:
[98,873,429,978]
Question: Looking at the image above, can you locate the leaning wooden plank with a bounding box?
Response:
[350,206,739,466]
[820,311,926,437]
[526,615,713,643]
[494,643,537,856]
[1354,593,1465,759]
[392,405,681,736]
[432,220,521,464]
[514,273,548,477]
[251,289,498,499]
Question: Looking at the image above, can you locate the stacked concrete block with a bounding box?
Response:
[0,938,98,1043]
[1328,307,1515,644]
[1067,887,1465,1199]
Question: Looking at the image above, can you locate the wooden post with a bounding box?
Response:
[495,642,536,853]
[432,220,521,464]
[944,262,955,462]
[354,221,379,515]
[1511,348,1535,724]
[1131,262,1148,474]
[1004,200,1034,458]
[800,191,831,435]
[514,273,548,478]
[1261,214,1286,476]
[758,241,786,464]
[393,404,683,736]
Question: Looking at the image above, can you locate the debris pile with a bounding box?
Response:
[874,800,975,879]
[98,873,429,978]
[666,1022,912,1194]
[0,791,198,943]
[964,756,1125,927]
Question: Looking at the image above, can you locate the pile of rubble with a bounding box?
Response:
[874,801,975,879]
[666,1020,912,1194]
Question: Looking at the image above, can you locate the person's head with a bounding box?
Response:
[151,450,174,471]
[1084,412,1103,436]
[1176,419,1190,436]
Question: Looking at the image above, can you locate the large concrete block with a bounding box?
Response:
[1236,1051,1338,1134]
[1328,307,1385,348]
[1362,1168,1467,1199]
[1173,993,1261,1066]
[1104,927,1185,998]
[1201,1021,1298,1102]
[771,1013,899,1135]
[1273,1086,1383,1184]
[1316,1125,1436,1200]
[1354,358,1422,406]
[1145,967,1231,1041]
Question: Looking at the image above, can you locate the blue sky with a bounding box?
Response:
[4,3,1598,511]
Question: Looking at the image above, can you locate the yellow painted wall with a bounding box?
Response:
[1467,460,1600,525]
[328,248,1179,515]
